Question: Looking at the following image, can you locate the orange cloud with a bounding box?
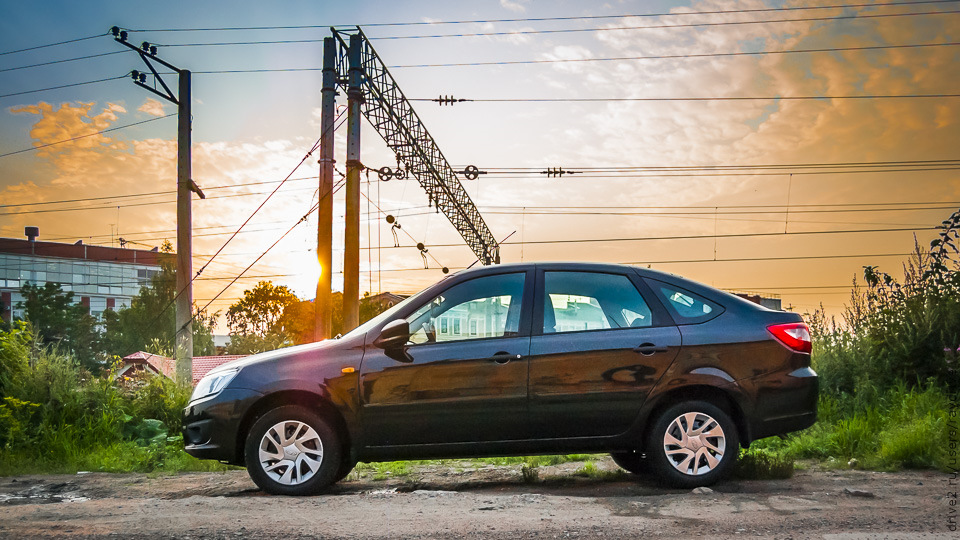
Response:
[137,98,166,117]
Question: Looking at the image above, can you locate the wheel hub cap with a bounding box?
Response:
[662,411,726,476]
[258,420,324,486]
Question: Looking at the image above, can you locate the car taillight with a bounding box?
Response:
[767,322,812,354]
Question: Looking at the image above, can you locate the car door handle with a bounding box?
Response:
[490,352,522,364]
[634,343,669,355]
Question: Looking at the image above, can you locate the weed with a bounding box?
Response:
[521,464,539,483]
[736,448,794,480]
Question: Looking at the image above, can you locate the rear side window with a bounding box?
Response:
[651,281,723,324]
[542,271,656,334]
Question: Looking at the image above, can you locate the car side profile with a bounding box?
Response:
[183,262,817,495]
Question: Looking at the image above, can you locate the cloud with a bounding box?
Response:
[138,98,166,117]
[1,100,335,327]
[10,101,129,161]
[500,0,527,13]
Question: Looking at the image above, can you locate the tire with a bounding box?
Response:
[646,400,739,489]
[333,458,357,484]
[610,450,647,475]
[244,405,342,495]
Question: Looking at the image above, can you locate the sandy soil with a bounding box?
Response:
[0,457,955,539]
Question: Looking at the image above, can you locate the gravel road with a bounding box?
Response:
[0,457,955,539]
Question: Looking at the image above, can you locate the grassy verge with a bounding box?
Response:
[749,384,951,471]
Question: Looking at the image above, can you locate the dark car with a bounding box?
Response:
[183,262,817,495]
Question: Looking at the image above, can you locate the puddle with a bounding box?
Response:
[0,482,90,505]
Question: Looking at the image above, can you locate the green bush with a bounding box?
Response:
[0,325,232,476]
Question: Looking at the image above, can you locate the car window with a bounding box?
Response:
[543,271,653,334]
[406,273,525,345]
[655,283,721,323]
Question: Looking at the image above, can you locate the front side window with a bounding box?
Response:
[406,273,525,345]
[543,271,654,334]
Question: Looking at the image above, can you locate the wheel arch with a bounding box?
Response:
[640,384,751,451]
[235,389,351,465]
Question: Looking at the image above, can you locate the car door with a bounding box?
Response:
[528,269,681,439]
[359,270,534,446]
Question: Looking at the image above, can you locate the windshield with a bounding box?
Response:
[338,285,437,341]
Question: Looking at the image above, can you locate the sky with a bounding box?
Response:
[1,0,959,331]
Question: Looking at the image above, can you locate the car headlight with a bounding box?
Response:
[190,368,239,402]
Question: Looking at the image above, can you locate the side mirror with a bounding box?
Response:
[373,319,410,350]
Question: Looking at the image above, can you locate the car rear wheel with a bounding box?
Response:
[244,406,342,495]
[610,450,647,475]
[647,400,738,488]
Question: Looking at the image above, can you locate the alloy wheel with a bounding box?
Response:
[258,420,325,486]
[662,411,726,476]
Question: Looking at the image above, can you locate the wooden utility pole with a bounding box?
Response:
[315,37,336,340]
[174,69,193,383]
[342,33,363,331]
[112,28,203,384]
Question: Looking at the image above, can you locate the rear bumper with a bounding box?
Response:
[182,387,263,464]
[748,366,819,441]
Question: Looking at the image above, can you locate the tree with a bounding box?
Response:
[226,281,301,354]
[102,245,215,358]
[17,282,101,371]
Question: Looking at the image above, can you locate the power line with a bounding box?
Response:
[369,9,960,40]
[0,33,105,56]
[364,226,940,251]
[121,2,960,33]
[0,176,317,209]
[497,226,941,246]
[133,10,960,47]
[390,42,960,69]
[0,75,125,99]
[164,42,960,74]
[0,187,317,216]
[0,50,125,73]
[412,95,960,103]
[0,113,176,159]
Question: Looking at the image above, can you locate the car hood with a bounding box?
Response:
[209,334,363,375]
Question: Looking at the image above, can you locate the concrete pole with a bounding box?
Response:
[342,34,362,331]
[175,69,193,385]
[315,38,336,340]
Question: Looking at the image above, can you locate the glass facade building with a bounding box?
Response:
[0,235,165,323]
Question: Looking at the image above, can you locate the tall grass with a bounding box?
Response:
[0,322,233,475]
[761,212,960,472]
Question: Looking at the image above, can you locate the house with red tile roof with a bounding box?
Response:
[118,351,247,385]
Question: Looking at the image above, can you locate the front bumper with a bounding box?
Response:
[182,387,263,464]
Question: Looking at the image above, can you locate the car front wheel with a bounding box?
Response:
[647,400,739,488]
[244,405,342,495]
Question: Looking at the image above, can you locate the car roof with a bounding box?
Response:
[449,260,679,280]
[445,261,766,311]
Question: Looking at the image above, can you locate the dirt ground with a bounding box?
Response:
[0,457,956,539]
